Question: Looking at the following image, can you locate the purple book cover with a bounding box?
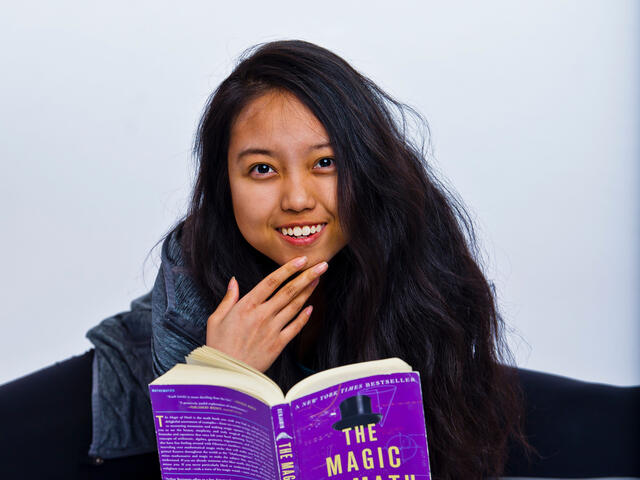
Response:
[271,403,298,480]
[289,372,431,480]
[149,384,279,480]
[149,370,431,480]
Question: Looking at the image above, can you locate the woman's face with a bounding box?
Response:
[227,90,349,267]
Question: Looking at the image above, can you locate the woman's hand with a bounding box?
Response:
[205,256,327,373]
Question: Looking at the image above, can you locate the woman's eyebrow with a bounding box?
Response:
[309,142,332,151]
[236,147,273,160]
[236,142,333,160]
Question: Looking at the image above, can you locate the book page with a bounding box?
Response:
[186,345,282,393]
[289,372,431,480]
[149,384,279,480]
[285,357,412,402]
[151,363,285,406]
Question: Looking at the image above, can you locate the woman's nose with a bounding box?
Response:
[280,174,316,212]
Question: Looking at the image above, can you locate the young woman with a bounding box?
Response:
[1,40,637,480]
[151,39,529,479]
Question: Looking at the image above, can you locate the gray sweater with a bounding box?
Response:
[85,226,211,459]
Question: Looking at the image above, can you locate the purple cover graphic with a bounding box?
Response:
[290,372,431,480]
[149,384,278,480]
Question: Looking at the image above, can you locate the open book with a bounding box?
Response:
[149,346,431,480]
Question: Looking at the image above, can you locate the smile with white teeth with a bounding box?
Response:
[279,223,326,238]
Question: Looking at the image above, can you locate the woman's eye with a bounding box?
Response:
[249,164,274,176]
[314,157,334,169]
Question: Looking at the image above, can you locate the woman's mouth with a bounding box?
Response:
[276,223,327,246]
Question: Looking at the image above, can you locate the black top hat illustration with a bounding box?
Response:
[332,395,382,431]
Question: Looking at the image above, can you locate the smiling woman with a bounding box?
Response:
[227,89,348,269]
[152,39,534,479]
[0,39,638,480]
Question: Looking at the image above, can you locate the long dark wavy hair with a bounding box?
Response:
[165,40,530,479]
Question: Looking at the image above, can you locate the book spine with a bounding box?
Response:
[270,403,299,480]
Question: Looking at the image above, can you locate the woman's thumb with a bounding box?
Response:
[222,276,239,305]
[207,277,238,328]
[212,276,238,312]
[228,276,238,293]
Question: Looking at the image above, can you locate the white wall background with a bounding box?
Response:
[0,0,637,386]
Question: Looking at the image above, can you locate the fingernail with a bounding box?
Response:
[304,305,313,316]
[310,278,319,287]
[228,276,235,290]
[313,261,328,274]
[293,256,307,267]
